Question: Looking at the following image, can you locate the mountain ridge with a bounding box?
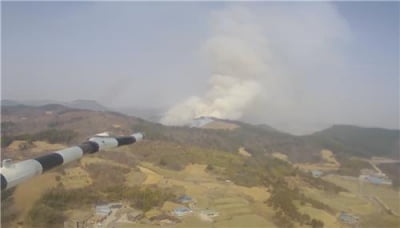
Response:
[2,104,398,162]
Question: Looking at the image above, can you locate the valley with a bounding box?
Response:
[1,104,399,228]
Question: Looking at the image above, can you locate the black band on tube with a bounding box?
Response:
[34,153,64,172]
[1,174,7,190]
[116,136,135,146]
[78,141,100,154]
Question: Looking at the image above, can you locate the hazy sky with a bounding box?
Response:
[1,2,399,134]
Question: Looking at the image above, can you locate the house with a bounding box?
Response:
[172,207,192,216]
[338,211,359,224]
[95,205,111,216]
[311,170,323,178]
[361,175,392,185]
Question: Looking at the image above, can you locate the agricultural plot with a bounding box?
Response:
[134,163,275,228]
[324,175,400,215]
[295,201,339,228]
[215,214,274,228]
[302,186,375,215]
[213,197,252,220]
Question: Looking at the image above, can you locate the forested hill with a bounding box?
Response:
[1,104,399,162]
[308,125,400,159]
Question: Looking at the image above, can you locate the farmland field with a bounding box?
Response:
[323,175,400,215]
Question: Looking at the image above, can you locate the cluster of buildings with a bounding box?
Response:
[172,195,219,221]
[63,194,221,228]
[63,202,123,228]
[311,167,393,186]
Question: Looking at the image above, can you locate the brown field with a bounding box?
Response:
[272,152,289,162]
[238,147,252,157]
[135,162,275,228]
[60,167,92,189]
[324,175,400,215]
[7,140,30,152]
[124,169,146,186]
[320,149,340,167]
[80,156,130,169]
[138,166,163,185]
[30,141,66,153]
[295,149,340,172]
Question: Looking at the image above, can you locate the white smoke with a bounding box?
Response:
[161,6,267,126]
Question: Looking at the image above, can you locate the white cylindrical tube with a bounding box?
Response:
[1,132,143,191]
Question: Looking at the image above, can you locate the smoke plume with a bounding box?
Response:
[161,7,267,126]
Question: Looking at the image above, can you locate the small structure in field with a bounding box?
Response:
[177,195,193,204]
[95,204,111,216]
[311,170,323,178]
[172,207,192,217]
[338,211,359,225]
[200,208,219,221]
[360,174,392,185]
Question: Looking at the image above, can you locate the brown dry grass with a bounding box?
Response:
[202,120,239,130]
[80,156,130,169]
[320,149,340,167]
[60,167,92,189]
[13,172,58,223]
[295,149,341,172]
[138,166,163,185]
[238,147,252,157]
[6,140,29,152]
[272,152,289,162]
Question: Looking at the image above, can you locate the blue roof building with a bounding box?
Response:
[364,175,392,185]
[338,212,359,224]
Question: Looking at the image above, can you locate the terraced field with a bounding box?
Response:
[130,163,276,228]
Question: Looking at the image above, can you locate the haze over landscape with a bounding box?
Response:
[1,2,400,228]
[2,2,399,134]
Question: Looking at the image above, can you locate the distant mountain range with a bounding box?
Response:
[1,99,166,122]
[1,103,399,162]
[1,99,109,112]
